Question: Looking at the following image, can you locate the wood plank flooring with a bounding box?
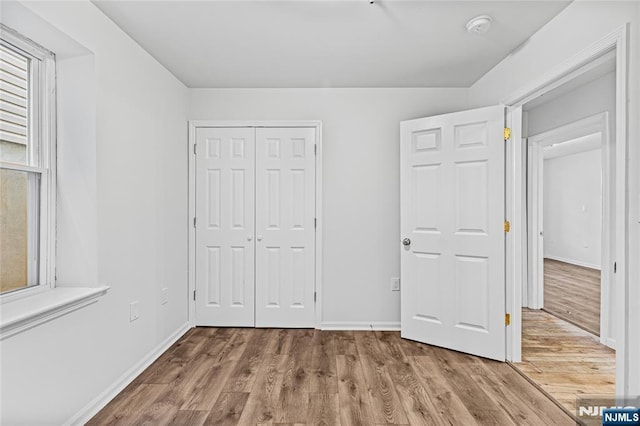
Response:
[543,258,601,336]
[514,308,615,414]
[89,328,573,425]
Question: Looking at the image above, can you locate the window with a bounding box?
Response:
[0,24,56,298]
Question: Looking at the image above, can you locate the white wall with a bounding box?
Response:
[190,88,468,327]
[57,54,99,286]
[526,72,616,137]
[544,148,602,268]
[0,1,189,423]
[469,1,640,395]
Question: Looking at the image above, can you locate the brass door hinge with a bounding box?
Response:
[504,220,510,233]
[504,127,511,141]
[505,313,511,326]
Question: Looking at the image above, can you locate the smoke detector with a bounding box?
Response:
[466,15,493,34]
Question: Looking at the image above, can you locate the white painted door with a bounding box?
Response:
[255,128,316,327]
[400,106,506,361]
[195,127,256,326]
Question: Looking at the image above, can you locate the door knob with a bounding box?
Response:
[247,236,253,241]
[402,238,411,246]
[257,235,263,242]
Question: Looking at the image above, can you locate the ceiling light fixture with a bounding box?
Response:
[466,15,493,34]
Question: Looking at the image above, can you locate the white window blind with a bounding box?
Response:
[0,43,28,148]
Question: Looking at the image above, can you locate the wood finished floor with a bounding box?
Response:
[89,328,573,425]
[515,308,615,414]
[543,258,601,336]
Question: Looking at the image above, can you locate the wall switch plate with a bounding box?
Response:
[130,301,139,322]
[391,277,400,291]
[161,288,168,305]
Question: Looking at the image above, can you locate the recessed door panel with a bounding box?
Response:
[413,164,441,233]
[410,252,442,325]
[454,255,489,332]
[413,129,441,153]
[291,170,306,229]
[455,122,488,149]
[455,160,488,235]
[291,247,306,307]
[266,170,281,230]
[231,246,246,306]
[207,247,221,306]
[207,170,221,229]
[231,169,246,229]
[266,247,281,307]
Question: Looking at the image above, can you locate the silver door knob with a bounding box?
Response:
[402,238,411,246]
[247,236,253,241]
[257,235,263,242]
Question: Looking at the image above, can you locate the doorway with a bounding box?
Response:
[514,57,617,414]
[526,111,613,346]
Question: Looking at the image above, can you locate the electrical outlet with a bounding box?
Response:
[161,288,168,305]
[130,301,139,322]
[391,277,400,291]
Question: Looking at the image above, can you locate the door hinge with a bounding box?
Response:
[505,313,511,326]
[193,143,197,155]
[314,218,317,229]
[193,217,197,228]
[504,220,510,233]
[614,261,617,273]
[314,291,317,302]
[314,144,317,156]
[193,290,196,301]
[504,127,511,141]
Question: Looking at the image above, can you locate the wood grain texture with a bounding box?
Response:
[89,328,574,425]
[514,308,615,414]
[543,258,601,336]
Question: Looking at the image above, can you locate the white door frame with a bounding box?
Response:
[503,24,629,396]
[187,120,323,329]
[526,113,613,348]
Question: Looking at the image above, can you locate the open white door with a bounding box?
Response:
[400,105,506,361]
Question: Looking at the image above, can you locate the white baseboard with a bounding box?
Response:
[66,322,191,426]
[544,255,601,271]
[601,336,616,350]
[320,321,400,331]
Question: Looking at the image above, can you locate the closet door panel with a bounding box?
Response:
[195,127,255,326]
[255,127,316,327]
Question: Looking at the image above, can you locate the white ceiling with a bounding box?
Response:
[93,0,571,88]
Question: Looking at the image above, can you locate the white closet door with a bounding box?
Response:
[195,127,255,326]
[255,128,316,327]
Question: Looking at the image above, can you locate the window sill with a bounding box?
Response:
[0,286,109,340]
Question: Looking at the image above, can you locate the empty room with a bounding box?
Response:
[0,1,638,425]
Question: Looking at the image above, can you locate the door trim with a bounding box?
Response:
[187,120,323,329]
[503,24,629,395]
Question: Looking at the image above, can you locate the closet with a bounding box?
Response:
[194,126,317,327]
